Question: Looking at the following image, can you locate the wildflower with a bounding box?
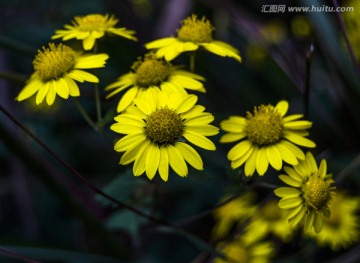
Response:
[214,235,275,263]
[212,192,256,239]
[16,43,108,105]
[274,152,336,234]
[145,14,241,62]
[52,14,137,50]
[242,199,294,244]
[106,53,205,112]
[308,191,360,250]
[220,100,315,176]
[110,90,218,181]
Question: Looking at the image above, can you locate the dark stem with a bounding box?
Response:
[0,246,41,263]
[332,0,360,75]
[304,41,314,119]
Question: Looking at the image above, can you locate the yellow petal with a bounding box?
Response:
[133,142,151,176]
[277,142,299,165]
[119,139,145,164]
[146,145,160,180]
[230,147,253,169]
[305,151,318,173]
[176,94,198,113]
[256,147,269,176]
[75,53,109,69]
[283,166,303,182]
[167,145,188,177]
[64,77,80,97]
[275,100,289,117]
[227,140,252,160]
[283,120,312,129]
[266,145,282,170]
[313,212,324,233]
[145,37,178,49]
[219,133,247,143]
[183,131,216,150]
[114,133,144,152]
[281,140,306,160]
[117,87,139,112]
[304,212,315,234]
[36,82,49,105]
[186,125,219,136]
[83,36,96,50]
[17,78,42,101]
[46,81,56,105]
[318,159,327,177]
[278,197,303,209]
[158,147,169,182]
[288,207,305,227]
[284,132,316,148]
[244,146,258,176]
[279,175,302,187]
[274,187,301,198]
[175,142,203,170]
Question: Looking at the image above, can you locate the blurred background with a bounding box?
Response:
[0,0,360,262]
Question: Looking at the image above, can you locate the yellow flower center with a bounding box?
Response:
[246,105,283,146]
[177,14,214,43]
[145,107,183,145]
[303,175,332,210]
[261,200,282,221]
[133,54,171,88]
[74,14,116,31]
[33,43,76,82]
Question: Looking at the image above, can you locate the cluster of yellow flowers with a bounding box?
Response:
[15,12,359,262]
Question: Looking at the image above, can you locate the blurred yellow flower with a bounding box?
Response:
[343,0,360,61]
[106,53,205,112]
[308,191,360,250]
[274,152,336,234]
[110,90,218,181]
[220,100,315,176]
[52,14,137,50]
[145,14,241,62]
[214,235,275,263]
[16,43,108,105]
[212,192,256,239]
[242,199,295,244]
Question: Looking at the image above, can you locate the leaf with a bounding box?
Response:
[105,210,147,237]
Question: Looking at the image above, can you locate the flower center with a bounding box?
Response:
[33,43,76,82]
[177,14,214,43]
[74,14,115,31]
[133,54,171,88]
[303,175,332,210]
[145,107,183,146]
[245,105,284,146]
[261,200,282,221]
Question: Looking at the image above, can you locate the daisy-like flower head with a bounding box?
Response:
[274,152,336,234]
[110,90,219,181]
[220,100,316,176]
[308,191,360,250]
[242,199,295,244]
[212,192,257,239]
[145,14,241,62]
[214,235,275,263]
[16,43,108,105]
[52,13,137,50]
[105,53,206,112]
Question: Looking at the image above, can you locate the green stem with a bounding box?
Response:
[72,98,98,132]
[0,71,27,84]
[189,52,196,72]
[94,83,103,132]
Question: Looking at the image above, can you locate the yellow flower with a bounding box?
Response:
[212,192,257,239]
[145,14,241,62]
[274,152,336,234]
[220,100,316,176]
[242,199,295,244]
[16,43,108,105]
[105,53,205,112]
[308,191,360,250]
[110,89,219,181]
[214,235,275,263]
[52,14,137,50]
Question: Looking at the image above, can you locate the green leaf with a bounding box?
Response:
[105,210,147,237]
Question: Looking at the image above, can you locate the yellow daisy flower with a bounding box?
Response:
[242,199,295,244]
[110,90,219,181]
[52,13,137,51]
[214,235,275,263]
[220,100,316,176]
[308,191,360,250]
[274,152,336,234]
[145,14,241,62]
[105,53,206,112]
[212,192,257,239]
[16,43,108,105]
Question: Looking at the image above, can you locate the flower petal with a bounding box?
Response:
[158,147,169,181]
[183,131,216,150]
[167,145,188,177]
[275,100,288,117]
[266,145,282,170]
[175,142,203,170]
[256,147,269,176]
[146,145,160,180]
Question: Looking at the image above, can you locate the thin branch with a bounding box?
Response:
[304,42,314,118]
[332,0,360,75]
[0,246,41,263]
[0,104,169,227]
